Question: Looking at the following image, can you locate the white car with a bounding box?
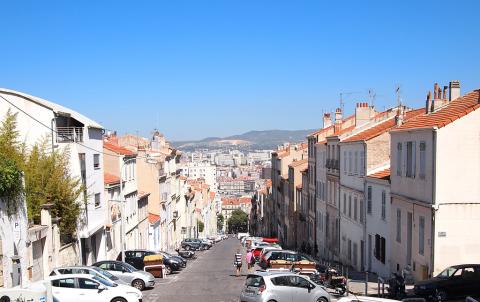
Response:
[337,296,403,302]
[49,273,142,302]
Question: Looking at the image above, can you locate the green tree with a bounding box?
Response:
[0,110,24,215]
[24,139,84,239]
[227,209,248,233]
[0,111,84,239]
[217,213,224,231]
[197,220,204,233]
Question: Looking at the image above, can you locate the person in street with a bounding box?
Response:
[246,249,253,272]
[234,249,242,277]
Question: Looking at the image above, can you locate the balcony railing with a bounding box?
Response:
[56,127,84,143]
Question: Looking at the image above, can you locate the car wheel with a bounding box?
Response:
[317,297,328,302]
[132,279,145,291]
[185,245,191,251]
[111,298,127,302]
[436,290,447,302]
[165,265,172,275]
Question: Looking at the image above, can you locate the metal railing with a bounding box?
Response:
[56,127,84,143]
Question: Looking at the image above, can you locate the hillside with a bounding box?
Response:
[172,129,314,151]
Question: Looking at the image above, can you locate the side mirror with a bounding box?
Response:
[98,284,106,291]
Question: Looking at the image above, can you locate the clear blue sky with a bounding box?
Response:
[1,1,479,141]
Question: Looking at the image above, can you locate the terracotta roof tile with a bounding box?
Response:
[104,173,120,185]
[368,168,391,180]
[104,141,136,156]
[395,90,480,130]
[288,159,308,168]
[343,108,424,142]
[148,213,160,224]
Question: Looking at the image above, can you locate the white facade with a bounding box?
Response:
[0,88,106,267]
[365,175,391,278]
[180,162,217,188]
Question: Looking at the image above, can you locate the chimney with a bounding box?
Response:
[449,80,460,101]
[432,83,445,112]
[355,102,374,127]
[426,91,432,114]
[334,108,342,133]
[323,113,332,128]
[395,106,404,126]
[442,86,448,100]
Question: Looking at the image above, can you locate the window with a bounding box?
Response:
[354,151,358,175]
[374,234,386,264]
[288,276,311,289]
[343,193,347,215]
[94,193,101,207]
[344,151,347,175]
[271,276,289,286]
[360,199,364,223]
[353,242,358,266]
[396,143,402,176]
[367,186,372,214]
[354,197,358,221]
[52,278,75,288]
[79,153,86,185]
[348,195,352,218]
[419,216,425,255]
[348,239,352,261]
[78,278,99,290]
[419,142,426,179]
[93,154,100,169]
[381,191,386,220]
[396,209,401,243]
[406,141,416,178]
[360,151,365,176]
[348,151,352,174]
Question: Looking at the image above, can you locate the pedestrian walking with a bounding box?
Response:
[234,249,242,277]
[246,249,254,272]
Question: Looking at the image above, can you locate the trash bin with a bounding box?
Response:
[143,254,165,278]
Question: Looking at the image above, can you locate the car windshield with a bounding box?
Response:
[93,275,116,287]
[92,267,118,281]
[300,254,314,262]
[245,275,265,287]
[437,267,459,278]
[122,262,138,272]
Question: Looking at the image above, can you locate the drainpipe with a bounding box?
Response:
[51,117,56,152]
[430,128,437,278]
[363,142,367,272]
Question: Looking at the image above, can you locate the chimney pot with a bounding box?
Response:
[434,83,439,99]
[426,91,432,114]
[449,80,461,102]
[443,86,448,100]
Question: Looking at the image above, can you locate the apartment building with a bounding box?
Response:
[180,161,217,188]
[270,144,307,245]
[286,159,308,249]
[365,168,391,278]
[0,88,105,285]
[390,82,480,280]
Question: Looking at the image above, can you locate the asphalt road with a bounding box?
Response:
[143,237,246,302]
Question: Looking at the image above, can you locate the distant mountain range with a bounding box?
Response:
[172,129,316,151]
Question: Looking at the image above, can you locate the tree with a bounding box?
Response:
[197,220,204,233]
[227,209,248,233]
[0,110,24,215]
[0,111,84,240]
[217,213,224,231]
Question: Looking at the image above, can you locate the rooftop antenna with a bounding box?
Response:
[368,89,377,108]
[340,91,361,113]
[395,85,402,108]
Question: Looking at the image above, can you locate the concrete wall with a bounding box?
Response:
[366,132,391,172]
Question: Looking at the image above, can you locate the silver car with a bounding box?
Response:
[93,260,155,291]
[49,265,130,286]
[240,271,331,302]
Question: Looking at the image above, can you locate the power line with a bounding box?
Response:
[0,94,149,159]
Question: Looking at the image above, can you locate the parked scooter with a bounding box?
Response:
[310,267,347,295]
[176,248,196,259]
[387,272,406,300]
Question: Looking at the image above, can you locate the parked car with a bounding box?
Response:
[48,273,142,302]
[414,264,480,301]
[240,271,330,302]
[117,249,182,274]
[337,296,402,302]
[257,246,282,262]
[181,238,210,250]
[156,250,186,269]
[237,232,250,240]
[92,260,155,291]
[49,265,130,286]
[259,250,299,269]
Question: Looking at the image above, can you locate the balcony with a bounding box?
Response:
[56,127,84,143]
